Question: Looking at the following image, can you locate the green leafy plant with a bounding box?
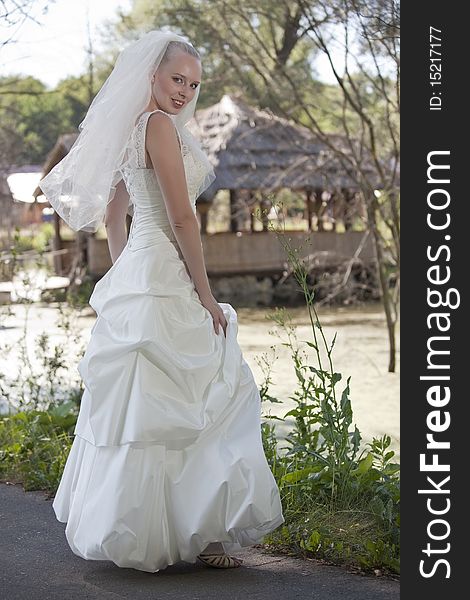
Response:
[257,197,400,575]
[0,402,77,491]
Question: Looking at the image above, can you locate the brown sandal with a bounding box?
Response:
[197,552,244,568]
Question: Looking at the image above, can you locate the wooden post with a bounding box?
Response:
[342,189,355,231]
[328,191,337,232]
[77,231,88,269]
[229,189,238,232]
[314,188,325,232]
[52,211,63,275]
[259,196,272,232]
[230,189,248,232]
[197,203,210,234]
[306,189,314,231]
[247,191,257,232]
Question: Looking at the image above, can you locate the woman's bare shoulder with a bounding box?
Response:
[147,110,174,130]
[146,112,180,152]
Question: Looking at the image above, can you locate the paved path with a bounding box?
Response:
[0,482,399,600]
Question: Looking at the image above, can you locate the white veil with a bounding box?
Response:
[38,30,216,233]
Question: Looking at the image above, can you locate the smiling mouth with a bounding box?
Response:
[172,98,185,107]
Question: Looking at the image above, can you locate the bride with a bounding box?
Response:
[39,30,284,573]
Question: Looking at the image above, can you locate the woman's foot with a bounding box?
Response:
[197,541,243,569]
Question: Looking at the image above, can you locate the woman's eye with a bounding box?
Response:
[173,77,198,89]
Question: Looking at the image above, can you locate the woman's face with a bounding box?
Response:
[151,50,202,114]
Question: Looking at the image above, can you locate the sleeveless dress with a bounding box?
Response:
[51,109,285,573]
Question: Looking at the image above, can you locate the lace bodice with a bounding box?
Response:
[134,110,186,167]
[123,109,207,202]
[120,110,207,251]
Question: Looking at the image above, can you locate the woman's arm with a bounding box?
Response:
[104,178,129,263]
[146,112,227,335]
[146,112,212,300]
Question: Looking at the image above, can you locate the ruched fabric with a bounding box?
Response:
[52,111,284,572]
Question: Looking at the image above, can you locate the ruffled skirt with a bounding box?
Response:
[52,236,284,572]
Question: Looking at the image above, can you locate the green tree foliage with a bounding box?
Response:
[100,0,343,130]
[0,75,73,166]
[0,66,115,168]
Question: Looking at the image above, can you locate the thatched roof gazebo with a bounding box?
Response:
[32,96,379,278]
[188,94,375,234]
[34,94,374,241]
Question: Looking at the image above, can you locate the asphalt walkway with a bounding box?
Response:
[0,482,399,600]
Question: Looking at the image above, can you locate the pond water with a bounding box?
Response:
[0,301,399,461]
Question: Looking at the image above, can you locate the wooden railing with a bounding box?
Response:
[87,230,374,277]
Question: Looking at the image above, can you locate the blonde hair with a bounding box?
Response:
[161,40,200,64]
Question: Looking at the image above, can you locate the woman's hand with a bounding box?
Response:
[199,292,227,337]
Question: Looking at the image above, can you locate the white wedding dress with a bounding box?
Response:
[52,109,285,573]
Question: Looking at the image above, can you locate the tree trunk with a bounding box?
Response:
[364,189,397,372]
